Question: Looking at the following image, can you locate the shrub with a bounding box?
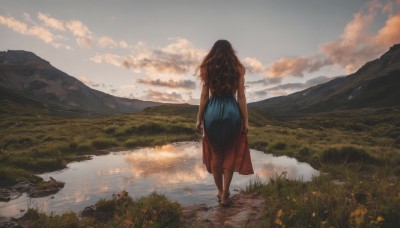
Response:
[11,157,65,172]
[103,125,117,134]
[77,141,92,152]
[298,147,310,156]
[272,142,287,150]
[137,122,167,134]
[250,141,269,151]
[320,146,377,164]
[91,138,117,149]
[124,138,153,147]
[111,192,182,227]
[0,166,41,186]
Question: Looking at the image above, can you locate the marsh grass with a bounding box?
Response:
[0,110,199,187]
[244,107,400,227]
[20,192,183,228]
[2,106,400,226]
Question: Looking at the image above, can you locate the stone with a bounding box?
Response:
[81,206,96,217]
[182,193,266,227]
[0,217,20,228]
[0,189,11,202]
[12,181,32,192]
[27,177,65,198]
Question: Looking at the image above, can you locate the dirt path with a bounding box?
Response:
[182,193,266,227]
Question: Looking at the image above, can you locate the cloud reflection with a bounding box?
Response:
[0,142,318,218]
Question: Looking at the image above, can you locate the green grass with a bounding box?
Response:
[2,105,400,226]
[0,110,199,187]
[21,192,183,228]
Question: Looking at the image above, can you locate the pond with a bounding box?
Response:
[0,141,319,218]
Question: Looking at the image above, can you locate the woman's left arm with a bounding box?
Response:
[196,82,209,131]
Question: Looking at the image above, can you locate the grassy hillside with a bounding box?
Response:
[1,105,399,227]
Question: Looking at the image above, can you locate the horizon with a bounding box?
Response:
[1,0,400,104]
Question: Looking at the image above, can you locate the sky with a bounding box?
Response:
[1,0,400,104]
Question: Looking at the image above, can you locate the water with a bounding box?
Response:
[0,141,319,218]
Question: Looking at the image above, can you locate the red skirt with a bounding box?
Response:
[203,130,254,175]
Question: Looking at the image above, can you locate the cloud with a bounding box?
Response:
[37,12,65,31]
[66,20,93,48]
[91,38,206,76]
[267,76,333,92]
[243,57,265,73]
[247,77,282,86]
[90,53,121,66]
[66,20,91,37]
[266,56,328,77]
[305,75,333,86]
[0,15,28,33]
[374,13,400,46]
[0,14,76,49]
[252,89,268,97]
[144,89,183,103]
[98,36,118,48]
[78,76,100,87]
[136,78,196,89]
[0,15,55,43]
[268,83,305,92]
[265,0,400,77]
[28,26,54,43]
[119,40,128,48]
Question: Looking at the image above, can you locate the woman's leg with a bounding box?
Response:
[212,171,223,197]
[223,168,233,194]
[211,146,224,198]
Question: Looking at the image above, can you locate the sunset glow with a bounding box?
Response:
[1,0,399,103]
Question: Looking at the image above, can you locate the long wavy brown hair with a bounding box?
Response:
[198,40,245,95]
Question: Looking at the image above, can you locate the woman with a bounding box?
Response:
[196,40,254,206]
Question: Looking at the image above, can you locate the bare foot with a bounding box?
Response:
[220,192,231,207]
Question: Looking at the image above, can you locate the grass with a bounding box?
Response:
[1,105,400,226]
[244,106,400,227]
[20,192,183,228]
[0,110,199,187]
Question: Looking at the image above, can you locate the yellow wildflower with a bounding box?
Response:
[350,206,367,225]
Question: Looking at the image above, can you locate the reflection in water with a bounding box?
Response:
[0,141,319,218]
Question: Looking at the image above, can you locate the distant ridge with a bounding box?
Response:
[0,50,163,115]
[249,44,400,118]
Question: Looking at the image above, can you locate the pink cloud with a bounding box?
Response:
[144,89,183,103]
[266,0,400,77]
[66,20,93,48]
[374,14,400,46]
[266,56,327,77]
[98,36,118,48]
[0,15,28,33]
[37,12,65,31]
[243,57,265,73]
[91,38,205,76]
[136,78,196,89]
[28,26,54,43]
[0,15,54,43]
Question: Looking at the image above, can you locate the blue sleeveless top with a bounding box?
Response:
[204,95,241,147]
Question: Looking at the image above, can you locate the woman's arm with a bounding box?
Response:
[237,74,249,133]
[196,82,209,131]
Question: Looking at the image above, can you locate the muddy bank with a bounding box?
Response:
[182,193,266,227]
[0,177,64,202]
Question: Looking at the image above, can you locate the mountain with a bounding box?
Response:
[249,44,400,118]
[0,50,162,115]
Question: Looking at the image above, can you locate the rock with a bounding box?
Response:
[12,181,32,192]
[182,193,265,227]
[28,177,65,198]
[182,204,208,219]
[81,206,96,217]
[0,217,20,228]
[0,189,11,202]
